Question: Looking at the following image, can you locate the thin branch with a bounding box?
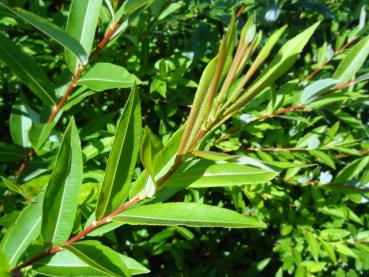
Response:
[305,38,357,81]
[16,20,123,178]
[11,196,142,273]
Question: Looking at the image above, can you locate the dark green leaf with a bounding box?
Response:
[0,33,56,106]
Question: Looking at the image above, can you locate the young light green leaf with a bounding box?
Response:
[333,35,369,84]
[77,63,142,91]
[0,33,56,106]
[141,126,163,178]
[82,136,114,162]
[34,248,149,276]
[95,86,142,220]
[177,57,218,154]
[65,0,103,72]
[165,159,279,188]
[113,202,265,228]
[41,118,83,246]
[299,78,339,104]
[10,94,39,148]
[0,191,43,267]
[304,232,320,261]
[226,22,320,115]
[333,242,357,258]
[64,240,130,277]
[3,6,88,65]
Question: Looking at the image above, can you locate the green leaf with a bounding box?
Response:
[320,240,336,263]
[1,177,32,201]
[41,118,83,246]
[82,136,114,162]
[64,240,130,277]
[165,159,279,188]
[0,192,43,267]
[0,142,24,162]
[140,126,163,179]
[123,0,153,16]
[299,78,339,104]
[65,0,103,72]
[304,232,320,261]
[77,63,142,91]
[178,57,218,154]
[113,202,265,228]
[0,33,56,106]
[10,94,39,148]
[333,242,357,258]
[153,127,183,180]
[34,248,149,276]
[334,156,369,184]
[95,86,142,220]
[309,150,336,169]
[333,35,369,84]
[3,6,88,65]
[28,121,58,151]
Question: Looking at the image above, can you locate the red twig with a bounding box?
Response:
[305,38,357,81]
[254,104,309,122]
[236,3,247,17]
[11,196,142,273]
[15,20,123,178]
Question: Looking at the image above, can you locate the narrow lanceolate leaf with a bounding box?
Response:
[113,202,266,228]
[41,118,83,246]
[95,86,142,220]
[300,78,339,104]
[2,5,88,65]
[165,159,279,188]
[0,191,43,267]
[177,57,218,154]
[10,94,39,148]
[64,240,130,277]
[0,33,56,106]
[65,0,103,72]
[227,22,320,114]
[333,35,369,84]
[77,63,142,91]
[34,248,149,276]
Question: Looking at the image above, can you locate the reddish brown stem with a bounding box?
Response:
[255,104,309,122]
[16,150,34,178]
[305,38,357,81]
[16,20,123,178]
[11,196,141,273]
[236,3,247,17]
[89,22,120,62]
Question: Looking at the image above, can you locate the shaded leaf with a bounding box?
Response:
[0,33,56,106]
[3,5,88,65]
[0,192,43,267]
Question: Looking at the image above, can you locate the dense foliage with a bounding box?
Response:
[1,0,369,276]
